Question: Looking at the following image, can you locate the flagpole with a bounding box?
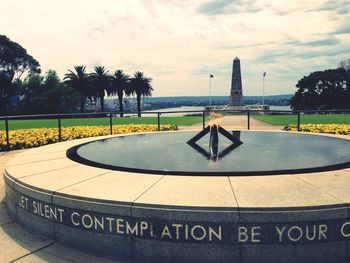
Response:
[262,72,266,106]
[209,74,213,108]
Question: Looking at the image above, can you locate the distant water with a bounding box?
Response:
[147,105,291,116]
[148,106,204,116]
[270,105,291,111]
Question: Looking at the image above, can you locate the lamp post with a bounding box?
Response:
[209,74,214,107]
[262,72,266,106]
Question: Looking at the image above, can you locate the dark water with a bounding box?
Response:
[73,131,350,175]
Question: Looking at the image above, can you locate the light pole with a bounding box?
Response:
[209,74,214,107]
[262,72,266,106]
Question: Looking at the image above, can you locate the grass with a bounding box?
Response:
[252,113,350,126]
[0,116,205,130]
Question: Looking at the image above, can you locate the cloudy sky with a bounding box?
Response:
[1,0,350,97]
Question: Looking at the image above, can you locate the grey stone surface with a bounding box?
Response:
[239,205,349,223]
[132,203,239,222]
[133,239,239,263]
[52,194,132,216]
[5,183,17,217]
[294,241,347,263]
[13,180,53,202]
[241,244,294,263]
[0,202,14,225]
[16,206,55,239]
[54,224,132,262]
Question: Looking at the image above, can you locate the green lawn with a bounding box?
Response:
[252,114,350,126]
[0,116,205,130]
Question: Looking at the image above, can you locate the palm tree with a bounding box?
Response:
[128,71,153,117]
[90,66,111,112]
[64,66,91,113]
[110,70,129,117]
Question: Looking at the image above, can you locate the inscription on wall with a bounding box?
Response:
[17,194,350,245]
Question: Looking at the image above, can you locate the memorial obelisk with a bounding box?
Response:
[229,57,245,108]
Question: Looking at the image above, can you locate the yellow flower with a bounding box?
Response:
[0,124,178,151]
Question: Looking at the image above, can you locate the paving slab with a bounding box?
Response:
[56,171,163,203]
[7,151,68,166]
[0,223,52,263]
[5,158,78,179]
[0,185,5,203]
[18,164,111,193]
[229,174,342,208]
[135,175,237,207]
[14,242,121,263]
[295,169,350,202]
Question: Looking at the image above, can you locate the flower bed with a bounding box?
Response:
[0,124,178,151]
[284,124,350,135]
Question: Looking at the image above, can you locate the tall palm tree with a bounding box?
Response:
[128,71,153,117]
[64,66,91,113]
[110,70,129,117]
[90,66,111,112]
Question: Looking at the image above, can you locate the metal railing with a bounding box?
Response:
[1,109,350,151]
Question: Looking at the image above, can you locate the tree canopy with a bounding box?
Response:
[0,35,40,114]
[90,66,111,112]
[128,71,153,117]
[64,66,92,113]
[291,67,350,110]
[19,70,80,114]
[111,70,130,117]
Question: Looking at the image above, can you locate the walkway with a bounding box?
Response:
[179,115,283,130]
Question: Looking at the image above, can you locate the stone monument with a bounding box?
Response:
[228,57,245,109]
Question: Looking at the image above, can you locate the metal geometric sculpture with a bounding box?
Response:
[187,124,243,160]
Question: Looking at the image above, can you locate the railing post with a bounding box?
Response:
[297,112,301,132]
[58,114,62,142]
[157,112,161,131]
[247,110,250,130]
[109,113,113,135]
[5,117,10,151]
[202,111,205,130]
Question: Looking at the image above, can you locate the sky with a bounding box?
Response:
[1,0,350,97]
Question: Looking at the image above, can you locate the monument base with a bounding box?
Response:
[205,105,247,111]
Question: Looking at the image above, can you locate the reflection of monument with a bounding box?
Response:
[228,57,246,110]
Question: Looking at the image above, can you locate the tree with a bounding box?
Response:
[340,59,350,72]
[128,71,153,117]
[90,66,111,112]
[290,68,350,110]
[19,70,80,114]
[0,35,40,115]
[110,70,129,117]
[64,66,91,113]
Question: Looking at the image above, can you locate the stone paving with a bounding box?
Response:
[0,150,117,263]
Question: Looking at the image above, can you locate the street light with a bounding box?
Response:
[262,72,266,106]
[209,74,214,107]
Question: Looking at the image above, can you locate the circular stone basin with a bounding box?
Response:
[67,131,350,175]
